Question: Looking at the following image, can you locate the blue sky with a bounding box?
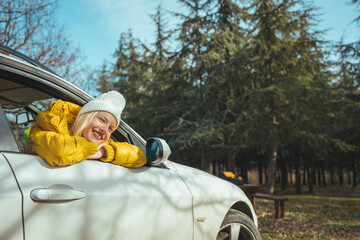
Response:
[58,0,359,69]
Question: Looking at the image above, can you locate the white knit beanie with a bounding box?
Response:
[79,91,126,127]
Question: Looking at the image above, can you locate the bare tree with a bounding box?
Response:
[0,0,85,83]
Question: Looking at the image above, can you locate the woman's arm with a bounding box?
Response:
[26,125,98,166]
[99,139,147,168]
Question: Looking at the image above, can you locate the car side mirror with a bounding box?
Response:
[16,111,35,125]
[146,137,171,165]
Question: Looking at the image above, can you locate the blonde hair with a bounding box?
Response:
[70,111,98,137]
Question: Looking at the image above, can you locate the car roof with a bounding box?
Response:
[0,76,50,108]
[0,45,92,109]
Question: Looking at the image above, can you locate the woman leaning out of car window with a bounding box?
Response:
[24,91,147,168]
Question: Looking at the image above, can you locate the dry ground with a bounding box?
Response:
[255,185,360,240]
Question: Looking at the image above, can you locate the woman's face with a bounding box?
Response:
[82,111,117,146]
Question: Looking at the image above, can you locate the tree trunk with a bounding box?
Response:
[276,169,281,183]
[353,158,357,187]
[321,161,326,186]
[294,156,301,194]
[258,158,263,184]
[201,145,212,174]
[227,152,237,174]
[212,161,217,176]
[200,145,206,171]
[289,161,293,185]
[307,158,315,193]
[317,163,322,186]
[240,158,249,183]
[338,164,343,185]
[280,158,287,190]
[264,158,268,183]
[330,165,335,185]
[311,161,316,187]
[266,146,277,194]
[347,169,351,185]
[302,161,307,185]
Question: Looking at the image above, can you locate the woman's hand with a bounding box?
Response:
[87,143,107,159]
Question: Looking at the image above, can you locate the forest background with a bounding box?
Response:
[1,0,360,194]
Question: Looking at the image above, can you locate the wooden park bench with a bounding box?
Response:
[250,192,288,218]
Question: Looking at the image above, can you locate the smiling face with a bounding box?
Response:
[82,111,117,146]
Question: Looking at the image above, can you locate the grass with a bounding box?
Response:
[256,185,360,240]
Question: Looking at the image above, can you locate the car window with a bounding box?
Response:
[5,110,25,150]
[2,98,133,152]
[0,52,144,154]
[3,105,38,151]
[3,98,55,150]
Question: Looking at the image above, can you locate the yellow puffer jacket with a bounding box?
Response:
[25,99,147,168]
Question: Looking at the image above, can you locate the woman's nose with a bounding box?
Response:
[100,124,110,133]
[98,126,106,133]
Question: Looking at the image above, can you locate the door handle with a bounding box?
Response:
[31,184,87,202]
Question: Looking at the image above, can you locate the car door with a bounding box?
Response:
[1,107,194,240]
[4,154,194,240]
[0,154,23,240]
[0,105,23,240]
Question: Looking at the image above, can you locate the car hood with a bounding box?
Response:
[167,161,257,215]
[167,160,249,199]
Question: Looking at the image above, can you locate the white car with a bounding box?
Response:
[0,44,260,240]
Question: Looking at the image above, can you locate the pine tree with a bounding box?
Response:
[334,0,360,187]
[167,0,250,171]
[167,0,220,169]
[109,7,174,140]
[111,31,151,132]
[239,0,332,193]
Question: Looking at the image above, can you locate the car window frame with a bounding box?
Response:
[0,52,171,167]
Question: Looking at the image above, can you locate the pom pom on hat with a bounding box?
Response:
[79,91,126,126]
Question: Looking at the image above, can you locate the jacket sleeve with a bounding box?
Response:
[26,124,98,167]
[100,139,147,168]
